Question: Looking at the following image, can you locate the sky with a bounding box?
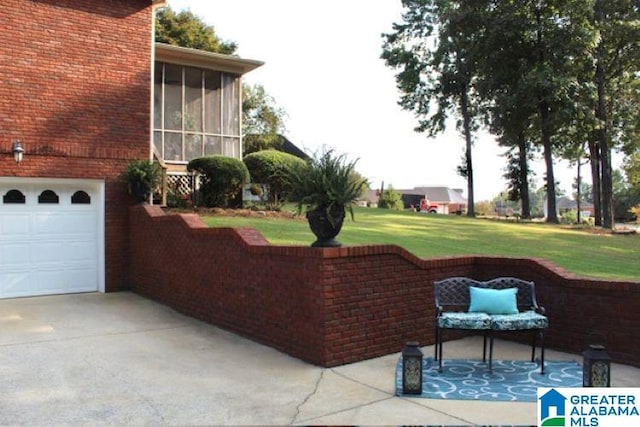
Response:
[166,0,592,202]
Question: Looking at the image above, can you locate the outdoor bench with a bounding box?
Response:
[434,276,548,374]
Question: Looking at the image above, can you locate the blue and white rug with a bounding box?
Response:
[396,358,583,402]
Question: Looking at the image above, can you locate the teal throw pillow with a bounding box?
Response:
[468,287,519,315]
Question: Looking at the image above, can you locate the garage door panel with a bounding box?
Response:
[32,266,95,293]
[34,213,69,235]
[65,269,98,292]
[0,180,103,299]
[0,214,30,235]
[33,269,66,293]
[32,241,67,263]
[33,213,96,236]
[0,272,30,298]
[67,213,96,234]
[66,241,98,261]
[1,243,30,266]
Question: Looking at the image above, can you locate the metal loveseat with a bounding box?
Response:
[434,277,549,374]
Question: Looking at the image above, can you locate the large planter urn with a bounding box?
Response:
[130,181,151,203]
[306,205,346,247]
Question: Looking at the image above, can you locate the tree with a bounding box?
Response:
[471,0,541,221]
[590,0,640,228]
[476,0,595,224]
[502,143,536,219]
[155,6,237,54]
[382,0,482,216]
[625,151,640,190]
[242,84,287,155]
[378,185,404,210]
[612,168,640,221]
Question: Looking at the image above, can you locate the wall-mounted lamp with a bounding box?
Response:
[12,140,24,164]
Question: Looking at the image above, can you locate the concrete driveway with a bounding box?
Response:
[1,292,639,425]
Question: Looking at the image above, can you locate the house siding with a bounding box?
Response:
[1,0,154,291]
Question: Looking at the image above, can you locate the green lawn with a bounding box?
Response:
[200,207,640,281]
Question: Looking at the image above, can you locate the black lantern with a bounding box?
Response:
[583,344,611,387]
[402,341,423,395]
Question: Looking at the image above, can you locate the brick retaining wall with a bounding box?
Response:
[129,205,640,368]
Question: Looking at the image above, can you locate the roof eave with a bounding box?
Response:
[155,42,264,75]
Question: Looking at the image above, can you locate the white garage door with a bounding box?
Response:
[0,178,104,299]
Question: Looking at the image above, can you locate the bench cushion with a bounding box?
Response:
[438,312,492,330]
[490,311,549,331]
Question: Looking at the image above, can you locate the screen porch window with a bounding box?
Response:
[154,62,241,162]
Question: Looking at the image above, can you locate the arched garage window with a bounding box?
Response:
[71,191,91,204]
[3,189,25,204]
[38,190,59,204]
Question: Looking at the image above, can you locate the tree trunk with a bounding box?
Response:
[595,1,614,229]
[539,98,558,223]
[535,5,558,223]
[460,89,475,217]
[518,132,531,219]
[588,137,602,225]
[576,160,582,224]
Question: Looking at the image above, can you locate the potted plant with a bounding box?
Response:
[286,149,368,247]
[122,159,161,203]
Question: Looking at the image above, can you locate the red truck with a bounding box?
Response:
[419,198,439,213]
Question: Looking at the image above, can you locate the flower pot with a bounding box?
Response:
[306,205,345,247]
[130,181,151,203]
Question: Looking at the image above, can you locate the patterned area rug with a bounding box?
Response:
[396,358,583,402]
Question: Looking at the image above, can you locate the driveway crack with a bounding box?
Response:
[291,368,325,424]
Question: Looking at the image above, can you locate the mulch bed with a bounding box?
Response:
[164,207,303,220]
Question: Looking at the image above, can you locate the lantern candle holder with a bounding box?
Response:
[583,344,611,387]
[402,341,423,395]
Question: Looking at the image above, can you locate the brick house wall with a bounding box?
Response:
[129,205,640,368]
[1,0,154,291]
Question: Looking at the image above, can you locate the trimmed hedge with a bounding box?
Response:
[188,156,250,208]
[243,150,307,210]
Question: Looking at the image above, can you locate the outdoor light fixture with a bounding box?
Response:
[583,344,611,387]
[402,341,423,395]
[12,140,24,164]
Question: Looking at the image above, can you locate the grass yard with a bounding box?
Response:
[200,207,640,281]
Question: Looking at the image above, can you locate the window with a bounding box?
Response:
[71,191,91,204]
[3,189,25,204]
[154,62,241,163]
[38,190,59,204]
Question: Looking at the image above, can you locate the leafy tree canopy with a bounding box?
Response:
[155,6,237,55]
[242,84,287,155]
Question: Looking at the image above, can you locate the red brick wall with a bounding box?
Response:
[474,258,640,366]
[128,205,640,368]
[1,0,154,290]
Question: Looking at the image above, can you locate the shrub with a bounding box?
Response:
[378,186,404,210]
[560,210,578,224]
[121,160,161,202]
[166,184,192,209]
[243,150,307,210]
[187,156,249,208]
